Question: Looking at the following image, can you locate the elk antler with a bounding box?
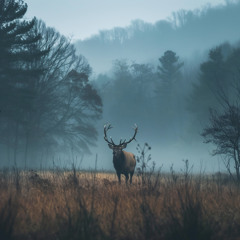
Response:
[104,124,117,146]
[104,124,138,147]
[120,124,138,146]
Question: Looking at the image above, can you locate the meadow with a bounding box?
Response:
[0,162,240,240]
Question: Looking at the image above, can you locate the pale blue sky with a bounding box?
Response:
[24,0,227,40]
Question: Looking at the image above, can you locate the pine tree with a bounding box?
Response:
[0,0,47,165]
[155,50,184,138]
[157,50,184,95]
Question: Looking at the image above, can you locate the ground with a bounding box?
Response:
[0,169,240,240]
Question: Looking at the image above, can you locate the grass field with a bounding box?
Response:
[0,166,240,240]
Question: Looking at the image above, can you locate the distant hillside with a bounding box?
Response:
[75,1,240,74]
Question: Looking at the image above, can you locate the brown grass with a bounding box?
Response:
[0,168,240,240]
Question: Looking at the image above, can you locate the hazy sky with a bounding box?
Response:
[24,0,227,40]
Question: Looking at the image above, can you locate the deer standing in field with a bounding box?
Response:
[104,124,138,184]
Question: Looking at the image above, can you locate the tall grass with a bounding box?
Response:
[0,163,240,240]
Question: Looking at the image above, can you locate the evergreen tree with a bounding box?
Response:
[158,50,183,80]
[155,50,184,138]
[157,50,184,96]
[0,0,47,165]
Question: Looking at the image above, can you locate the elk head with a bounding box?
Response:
[104,124,138,184]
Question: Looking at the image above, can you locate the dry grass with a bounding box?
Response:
[0,167,240,240]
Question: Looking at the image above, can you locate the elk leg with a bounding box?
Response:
[117,172,121,184]
[130,171,134,184]
[125,174,129,185]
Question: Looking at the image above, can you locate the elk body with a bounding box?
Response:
[104,124,138,184]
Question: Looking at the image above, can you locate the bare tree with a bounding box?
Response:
[202,103,240,182]
[24,20,102,163]
[201,46,240,182]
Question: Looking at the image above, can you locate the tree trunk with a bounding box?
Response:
[236,148,240,182]
[24,132,29,169]
[13,122,19,166]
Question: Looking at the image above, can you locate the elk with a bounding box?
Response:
[104,124,138,184]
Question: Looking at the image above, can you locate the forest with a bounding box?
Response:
[1,0,240,239]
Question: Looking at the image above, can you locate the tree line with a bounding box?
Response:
[76,1,240,74]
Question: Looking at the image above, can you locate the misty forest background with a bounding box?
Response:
[1,0,240,172]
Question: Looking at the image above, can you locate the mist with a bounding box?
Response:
[1,0,240,174]
[73,2,240,173]
[83,58,221,173]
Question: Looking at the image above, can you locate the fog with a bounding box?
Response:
[1,0,240,173]
[82,71,222,173]
[75,2,240,75]
[74,2,240,173]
